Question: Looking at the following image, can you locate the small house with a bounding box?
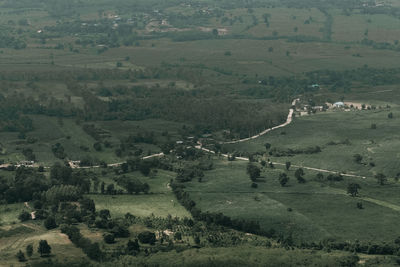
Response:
[333,102,345,108]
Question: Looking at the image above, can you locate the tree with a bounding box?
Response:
[353,154,363,164]
[174,232,182,241]
[264,143,271,150]
[93,142,102,151]
[38,240,51,257]
[100,182,105,194]
[142,183,150,194]
[371,123,377,129]
[85,242,102,261]
[269,162,274,168]
[26,244,33,257]
[295,168,305,183]
[279,173,289,187]
[18,211,31,222]
[388,112,393,119]
[44,216,57,230]
[99,209,111,220]
[139,162,151,176]
[247,163,261,182]
[138,231,156,245]
[285,161,291,171]
[104,233,115,244]
[375,173,387,185]
[106,183,115,195]
[121,163,129,173]
[347,183,361,197]
[316,173,324,181]
[127,239,140,254]
[16,250,26,262]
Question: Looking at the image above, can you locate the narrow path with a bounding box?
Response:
[196,146,367,179]
[221,98,299,144]
[361,197,400,212]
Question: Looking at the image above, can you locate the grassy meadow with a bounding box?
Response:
[89,169,192,218]
[184,157,400,242]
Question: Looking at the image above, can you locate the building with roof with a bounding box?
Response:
[333,101,345,108]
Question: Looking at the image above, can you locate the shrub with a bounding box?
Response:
[44,216,57,230]
[138,231,156,245]
[16,250,26,262]
[103,233,115,244]
[18,211,31,222]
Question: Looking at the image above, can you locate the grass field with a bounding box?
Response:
[184,158,400,242]
[225,102,400,178]
[202,97,400,242]
[0,223,89,267]
[90,169,191,218]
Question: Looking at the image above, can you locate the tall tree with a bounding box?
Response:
[285,161,291,171]
[295,168,305,183]
[375,173,387,185]
[347,183,361,197]
[247,163,261,182]
[279,173,289,187]
[26,244,33,257]
[16,250,26,262]
[38,240,51,257]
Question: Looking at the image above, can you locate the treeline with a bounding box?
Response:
[0,92,78,133]
[0,30,26,49]
[268,146,322,157]
[61,225,103,260]
[305,66,400,89]
[171,182,269,237]
[0,163,93,204]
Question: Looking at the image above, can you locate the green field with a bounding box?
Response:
[184,157,400,242]
[225,103,400,178]
[90,169,192,218]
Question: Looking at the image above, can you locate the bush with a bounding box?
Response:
[16,250,26,262]
[26,244,33,257]
[18,211,31,222]
[44,216,57,230]
[103,233,115,244]
[138,231,156,245]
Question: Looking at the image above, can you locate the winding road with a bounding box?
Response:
[196,98,368,180]
[0,98,368,179]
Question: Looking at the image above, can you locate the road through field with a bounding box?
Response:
[0,98,368,179]
[221,98,299,144]
[195,98,368,179]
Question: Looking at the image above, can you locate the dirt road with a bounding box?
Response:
[221,98,299,144]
